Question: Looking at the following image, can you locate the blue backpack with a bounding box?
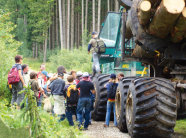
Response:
[107,83,118,99]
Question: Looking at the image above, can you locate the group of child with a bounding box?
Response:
[29,65,96,130]
[9,55,125,130]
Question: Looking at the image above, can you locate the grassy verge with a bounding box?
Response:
[175,119,186,137]
[23,58,46,71]
[0,98,84,138]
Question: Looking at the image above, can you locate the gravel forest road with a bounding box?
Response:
[83,121,130,138]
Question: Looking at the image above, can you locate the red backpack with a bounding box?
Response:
[8,67,20,84]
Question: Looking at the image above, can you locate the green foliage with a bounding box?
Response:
[0,86,84,138]
[49,47,92,73]
[20,85,42,137]
[0,99,29,129]
[175,119,186,137]
[0,11,21,98]
[27,0,54,43]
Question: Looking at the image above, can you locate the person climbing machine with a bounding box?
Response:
[104,74,118,127]
[88,32,106,76]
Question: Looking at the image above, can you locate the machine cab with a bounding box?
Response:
[99,12,122,56]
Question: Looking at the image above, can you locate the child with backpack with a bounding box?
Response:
[104,74,118,127]
[8,55,25,108]
[64,75,79,126]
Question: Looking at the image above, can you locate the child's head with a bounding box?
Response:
[41,70,49,79]
[57,66,66,74]
[40,64,46,71]
[15,55,23,64]
[30,72,37,79]
[117,72,124,81]
[70,70,76,79]
[67,75,74,83]
[110,74,116,82]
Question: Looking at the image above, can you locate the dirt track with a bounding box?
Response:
[83,121,130,138]
[83,121,185,138]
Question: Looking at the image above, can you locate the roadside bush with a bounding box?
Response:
[0,11,21,100]
[0,86,84,138]
[49,47,92,73]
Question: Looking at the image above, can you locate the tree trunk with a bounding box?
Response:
[67,0,71,50]
[62,0,66,48]
[35,42,38,58]
[58,0,64,49]
[85,0,88,31]
[171,7,186,43]
[138,0,151,26]
[107,0,110,11]
[56,0,59,47]
[77,6,80,48]
[56,0,59,48]
[49,25,51,50]
[97,0,101,32]
[114,0,119,12]
[52,5,55,49]
[148,0,185,38]
[71,0,74,49]
[81,0,84,46]
[92,0,96,31]
[32,43,35,58]
[23,14,27,33]
[43,35,48,63]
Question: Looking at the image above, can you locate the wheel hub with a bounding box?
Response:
[126,90,133,125]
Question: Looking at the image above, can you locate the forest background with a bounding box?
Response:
[0,0,120,62]
[0,0,186,137]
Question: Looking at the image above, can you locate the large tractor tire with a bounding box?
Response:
[115,77,136,132]
[126,77,177,138]
[92,74,110,121]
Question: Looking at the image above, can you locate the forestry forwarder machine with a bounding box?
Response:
[92,0,186,138]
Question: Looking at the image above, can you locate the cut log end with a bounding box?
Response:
[140,1,151,12]
[164,0,185,14]
[138,0,151,26]
[182,7,186,17]
[148,0,185,38]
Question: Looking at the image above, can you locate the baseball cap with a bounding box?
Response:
[92,31,98,35]
[41,71,49,78]
[110,74,116,79]
[82,72,89,78]
[57,66,66,73]
[77,71,83,77]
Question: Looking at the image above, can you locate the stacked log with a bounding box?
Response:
[138,0,151,26]
[171,7,186,43]
[126,11,133,39]
[132,45,154,58]
[148,0,185,39]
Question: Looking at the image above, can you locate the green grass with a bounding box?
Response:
[23,58,53,72]
[175,119,186,137]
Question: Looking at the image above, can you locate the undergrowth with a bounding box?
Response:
[0,86,84,138]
